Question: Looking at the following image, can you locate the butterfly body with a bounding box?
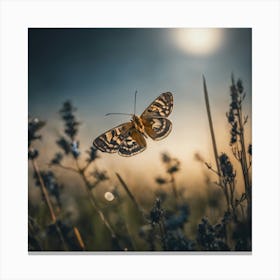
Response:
[93,92,173,157]
[132,115,146,136]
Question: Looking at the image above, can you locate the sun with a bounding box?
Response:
[174,28,224,56]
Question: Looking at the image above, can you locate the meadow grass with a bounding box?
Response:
[28,75,252,251]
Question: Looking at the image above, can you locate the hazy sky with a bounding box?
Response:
[29,28,251,116]
[28,28,252,190]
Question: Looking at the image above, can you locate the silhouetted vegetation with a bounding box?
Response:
[28,75,251,251]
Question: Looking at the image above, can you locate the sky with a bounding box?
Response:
[28,28,252,192]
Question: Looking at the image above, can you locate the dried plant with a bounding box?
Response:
[50,101,122,249]
[227,75,252,221]
[155,152,181,199]
[28,75,251,251]
[201,75,251,250]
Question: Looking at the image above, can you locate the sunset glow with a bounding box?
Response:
[174,28,224,55]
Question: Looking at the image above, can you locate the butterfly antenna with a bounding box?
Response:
[134,90,138,115]
[105,113,133,117]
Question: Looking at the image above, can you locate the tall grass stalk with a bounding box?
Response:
[229,74,251,220]
[115,194,137,251]
[76,160,118,240]
[116,172,145,215]
[203,76,230,211]
[203,75,221,180]
[56,161,119,243]
[73,226,85,250]
[31,158,68,250]
[54,101,122,249]
[203,75,221,179]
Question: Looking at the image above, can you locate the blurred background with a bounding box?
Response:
[28,28,252,251]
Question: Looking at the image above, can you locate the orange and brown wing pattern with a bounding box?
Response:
[141,92,173,119]
[118,128,147,156]
[141,92,173,140]
[93,122,132,153]
[93,92,173,156]
[142,117,172,141]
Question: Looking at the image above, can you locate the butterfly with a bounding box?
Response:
[93,92,173,157]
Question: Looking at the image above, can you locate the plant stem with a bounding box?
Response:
[229,181,237,221]
[116,172,145,215]
[32,160,56,222]
[31,159,68,250]
[236,104,251,219]
[55,163,79,174]
[223,180,230,212]
[203,76,233,214]
[75,159,119,241]
[56,159,120,246]
[73,226,85,250]
[117,199,137,251]
[170,173,178,200]
[159,222,167,250]
[203,76,222,183]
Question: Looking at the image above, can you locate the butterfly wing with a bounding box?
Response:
[142,117,172,141]
[94,92,173,155]
[93,123,146,156]
[141,92,173,119]
[118,128,147,157]
[93,122,132,153]
[141,92,173,140]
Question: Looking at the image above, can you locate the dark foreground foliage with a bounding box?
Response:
[28,76,251,251]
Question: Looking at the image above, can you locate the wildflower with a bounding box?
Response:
[50,152,63,165]
[150,198,164,225]
[194,152,204,163]
[156,152,181,199]
[59,101,76,114]
[33,170,62,206]
[230,79,239,110]
[229,121,239,145]
[71,140,80,158]
[237,79,244,93]
[227,109,235,123]
[167,161,180,174]
[230,135,237,145]
[227,76,249,148]
[248,144,252,156]
[197,215,230,251]
[59,101,80,140]
[160,152,181,174]
[86,146,99,162]
[28,117,45,148]
[165,231,194,251]
[165,204,189,230]
[155,176,167,185]
[219,153,235,182]
[28,148,39,160]
[56,137,71,154]
[91,168,109,182]
[161,153,171,163]
[28,216,42,251]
